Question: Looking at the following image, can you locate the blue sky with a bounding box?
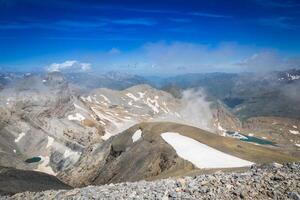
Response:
[0,0,300,75]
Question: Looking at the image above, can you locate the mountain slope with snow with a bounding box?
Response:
[0,71,299,191]
[58,122,298,187]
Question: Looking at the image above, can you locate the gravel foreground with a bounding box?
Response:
[2,163,300,200]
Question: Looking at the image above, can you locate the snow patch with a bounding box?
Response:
[101,132,113,140]
[100,95,111,103]
[138,92,146,98]
[217,123,227,136]
[295,144,300,148]
[68,113,85,121]
[287,73,300,80]
[126,93,140,101]
[293,125,298,129]
[161,132,254,168]
[63,149,81,162]
[175,112,181,118]
[15,132,26,143]
[289,130,299,135]
[46,136,54,149]
[132,129,142,143]
[133,105,143,109]
[229,132,248,140]
[87,96,92,102]
[74,103,88,112]
[145,98,160,113]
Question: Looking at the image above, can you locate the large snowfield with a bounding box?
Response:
[161,132,254,168]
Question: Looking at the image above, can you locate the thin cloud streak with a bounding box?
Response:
[259,17,299,29]
[102,6,180,14]
[189,12,232,18]
[107,18,157,26]
[0,20,107,30]
[0,17,158,31]
[168,18,191,23]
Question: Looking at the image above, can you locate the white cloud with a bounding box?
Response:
[92,42,257,75]
[136,42,255,74]
[236,50,300,72]
[47,60,91,72]
[73,41,299,75]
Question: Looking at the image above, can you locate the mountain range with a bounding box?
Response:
[0,69,299,196]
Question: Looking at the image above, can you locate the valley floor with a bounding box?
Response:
[3,162,300,200]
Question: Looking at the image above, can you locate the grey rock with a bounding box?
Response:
[289,192,300,200]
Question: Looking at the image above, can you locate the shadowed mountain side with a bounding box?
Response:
[0,166,71,196]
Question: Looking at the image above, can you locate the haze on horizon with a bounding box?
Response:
[0,0,300,75]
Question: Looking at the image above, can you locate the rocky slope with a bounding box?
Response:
[0,166,71,196]
[0,72,102,175]
[242,117,300,156]
[3,162,299,200]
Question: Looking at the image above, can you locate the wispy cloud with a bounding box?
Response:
[94,42,259,75]
[54,20,107,29]
[0,23,33,29]
[45,1,179,14]
[168,18,191,23]
[235,50,300,72]
[189,12,232,18]
[92,41,300,75]
[101,6,180,14]
[107,18,157,26]
[0,20,107,30]
[41,36,144,41]
[0,17,157,31]
[259,17,298,29]
[47,60,91,72]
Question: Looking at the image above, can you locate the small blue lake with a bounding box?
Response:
[226,131,276,146]
[25,157,41,163]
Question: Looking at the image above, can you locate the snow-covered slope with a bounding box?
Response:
[72,85,226,140]
[161,132,253,168]
[74,85,183,139]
